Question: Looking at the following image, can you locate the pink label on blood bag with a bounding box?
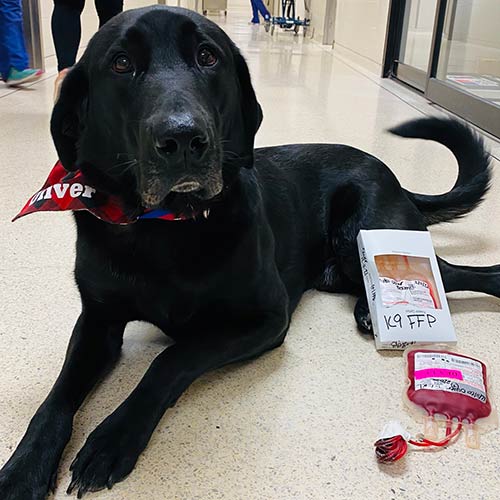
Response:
[414,368,463,380]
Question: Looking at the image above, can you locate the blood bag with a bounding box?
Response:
[374,344,497,463]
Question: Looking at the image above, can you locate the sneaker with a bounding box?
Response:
[6,67,43,86]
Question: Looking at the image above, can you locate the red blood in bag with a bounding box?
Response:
[406,349,491,422]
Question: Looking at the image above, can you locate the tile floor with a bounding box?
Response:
[1,6,500,500]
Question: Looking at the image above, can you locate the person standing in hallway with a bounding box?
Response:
[52,0,123,97]
[0,0,43,86]
[250,0,270,24]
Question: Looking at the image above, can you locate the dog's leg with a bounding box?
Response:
[0,306,126,500]
[438,257,500,297]
[328,183,499,333]
[353,258,500,335]
[354,296,371,334]
[67,309,289,497]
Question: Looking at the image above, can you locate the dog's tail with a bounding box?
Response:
[389,116,492,225]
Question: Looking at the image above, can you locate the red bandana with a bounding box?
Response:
[13,161,195,224]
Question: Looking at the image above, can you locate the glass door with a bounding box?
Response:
[426,0,500,136]
[437,0,500,105]
[396,0,438,90]
[384,0,500,138]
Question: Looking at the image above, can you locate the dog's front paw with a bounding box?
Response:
[0,460,55,500]
[354,296,372,334]
[67,415,148,497]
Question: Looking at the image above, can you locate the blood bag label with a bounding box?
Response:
[414,368,463,380]
[414,352,486,402]
[379,277,437,309]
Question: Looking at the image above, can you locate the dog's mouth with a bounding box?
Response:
[139,174,225,218]
[156,192,214,219]
[138,139,225,215]
[170,181,202,193]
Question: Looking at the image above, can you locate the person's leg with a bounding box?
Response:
[94,0,123,28]
[0,0,29,78]
[250,0,259,23]
[254,0,271,20]
[0,6,9,79]
[51,0,85,71]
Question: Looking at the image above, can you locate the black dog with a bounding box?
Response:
[1,6,499,499]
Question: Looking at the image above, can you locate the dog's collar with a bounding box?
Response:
[13,161,199,225]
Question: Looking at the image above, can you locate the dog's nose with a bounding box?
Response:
[154,114,209,162]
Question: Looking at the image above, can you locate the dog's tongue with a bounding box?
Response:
[13,161,194,225]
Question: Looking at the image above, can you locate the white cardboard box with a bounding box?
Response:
[357,229,456,350]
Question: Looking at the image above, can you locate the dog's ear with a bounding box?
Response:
[50,64,88,171]
[232,49,263,168]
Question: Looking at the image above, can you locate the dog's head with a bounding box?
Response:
[51,6,262,212]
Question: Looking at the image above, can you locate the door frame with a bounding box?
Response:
[21,0,45,71]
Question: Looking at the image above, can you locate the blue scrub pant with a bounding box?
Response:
[0,0,29,79]
[250,0,270,23]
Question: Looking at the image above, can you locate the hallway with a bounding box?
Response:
[1,5,499,499]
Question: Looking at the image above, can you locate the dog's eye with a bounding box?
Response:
[112,54,134,74]
[197,47,217,67]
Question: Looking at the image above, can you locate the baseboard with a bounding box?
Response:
[332,43,383,77]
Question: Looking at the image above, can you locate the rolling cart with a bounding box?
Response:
[202,0,227,16]
[265,0,310,37]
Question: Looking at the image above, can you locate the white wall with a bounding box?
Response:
[306,0,390,72]
[333,0,390,71]
[227,0,249,7]
[309,0,327,43]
